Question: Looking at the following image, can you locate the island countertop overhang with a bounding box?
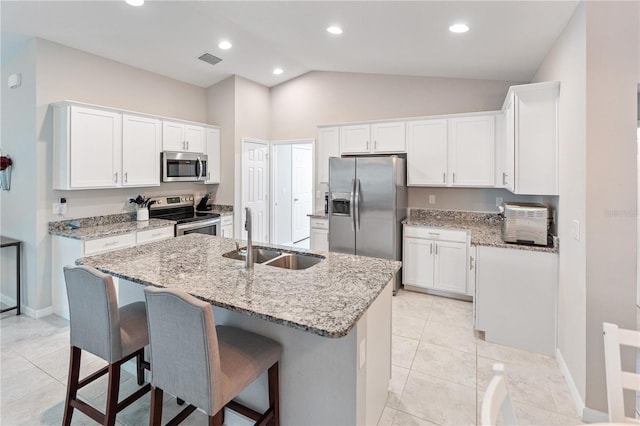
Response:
[76,233,401,338]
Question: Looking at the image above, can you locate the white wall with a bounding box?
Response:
[532,0,639,416]
[206,76,235,205]
[269,71,528,211]
[532,2,588,402]
[0,40,37,311]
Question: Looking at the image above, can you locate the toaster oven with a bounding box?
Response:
[501,202,550,246]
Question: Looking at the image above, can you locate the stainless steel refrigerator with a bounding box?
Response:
[329,156,407,294]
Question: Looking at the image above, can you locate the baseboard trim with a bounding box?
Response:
[0,293,17,308]
[22,305,54,319]
[556,349,609,423]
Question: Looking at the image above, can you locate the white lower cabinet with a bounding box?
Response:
[475,246,558,355]
[402,225,471,296]
[309,217,329,251]
[220,215,233,238]
[52,226,174,319]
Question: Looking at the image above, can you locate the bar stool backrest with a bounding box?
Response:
[144,287,223,415]
[63,265,122,363]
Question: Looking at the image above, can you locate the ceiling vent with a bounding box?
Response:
[198,53,222,66]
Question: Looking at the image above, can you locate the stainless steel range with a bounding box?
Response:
[148,194,220,236]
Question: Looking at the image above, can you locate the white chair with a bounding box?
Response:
[481,363,517,426]
[603,322,640,423]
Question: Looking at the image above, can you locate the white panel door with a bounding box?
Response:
[162,121,185,151]
[243,140,269,244]
[449,115,495,187]
[122,114,161,187]
[292,145,313,243]
[184,125,204,153]
[406,120,448,186]
[340,124,371,154]
[434,241,468,294]
[403,237,434,289]
[70,106,121,188]
[205,127,221,184]
[372,122,406,153]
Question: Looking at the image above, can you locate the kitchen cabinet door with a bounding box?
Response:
[340,124,371,154]
[205,127,221,184]
[449,115,495,187]
[502,94,515,191]
[433,241,468,294]
[68,106,122,189]
[122,114,161,187]
[403,237,435,289]
[372,122,406,153]
[220,215,233,238]
[184,125,204,153]
[310,228,329,251]
[318,127,340,184]
[406,120,448,186]
[162,121,185,151]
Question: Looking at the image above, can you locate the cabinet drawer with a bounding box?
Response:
[404,226,468,243]
[84,233,135,255]
[136,227,174,245]
[310,218,328,230]
[221,215,233,226]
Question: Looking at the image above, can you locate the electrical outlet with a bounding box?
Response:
[496,197,503,207]
[52,202,60,214]
[428,194,436,205]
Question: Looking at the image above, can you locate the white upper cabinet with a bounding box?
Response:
[54,104,122,190]
[371,122,406,153]
[340,124,371,154]
[407,114,496,187]
[162,120,204,153]
[204,127,221,184]
[122,114,161,187]
[407,119,448,185]
[449,115,495,187]
[340,122,406,155]
[500,81,559,195]
[317,127,340,183]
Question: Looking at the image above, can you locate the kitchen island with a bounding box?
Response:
[77,233,400,425]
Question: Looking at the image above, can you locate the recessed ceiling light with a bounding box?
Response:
[326,26,343,35]
[218,41,232,50]
[273,68,284,75]
[125,0,144,6]
[449,23,469,33]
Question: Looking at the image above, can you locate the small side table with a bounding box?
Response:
[1,236,21,315]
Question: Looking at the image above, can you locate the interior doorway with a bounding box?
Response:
[241,138,270,244]
[271,140,314,247]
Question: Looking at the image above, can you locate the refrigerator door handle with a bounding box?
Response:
[349,178,356,232]
[354,178,361,232]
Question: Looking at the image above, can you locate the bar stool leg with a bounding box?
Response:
[136,350,145,386]
[209,410,223,426]
[268,362,280,426]
[63,346,82,426]
[149,387,164,426]
[104,363,121,426]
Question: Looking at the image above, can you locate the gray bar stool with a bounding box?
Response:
[144,287,282,426]
[62,265,151,426]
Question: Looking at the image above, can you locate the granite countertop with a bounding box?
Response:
[307,211,328,219]
[207,204,233,217]
[403,209,558,254]
[49,214,176,241]
[77,234,401,338]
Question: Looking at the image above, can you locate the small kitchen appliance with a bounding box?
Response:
[148,194,220,236]
[161,152,207,183]
[501,202,550,246]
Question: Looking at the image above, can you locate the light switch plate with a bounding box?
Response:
[496,197,503,207]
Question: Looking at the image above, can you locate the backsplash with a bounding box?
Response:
[408,208,502,224]
[48,213,133,232]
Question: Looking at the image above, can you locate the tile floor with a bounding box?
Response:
[0,290,583,425]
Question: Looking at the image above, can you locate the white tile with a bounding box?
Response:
[0,380,67,425]
[387,365,410,409]
[428,297,474,329]
[399,370,476,426]
[392,335,419,369]
[393,310,427,340]
[412,342,476,387]
[378,406,397,425]
[512,401,561,426]
[30,345,106,382]
[0,358,59,407]
[421,320,477,354]
[393,289,436,320]
[392,410,439,425]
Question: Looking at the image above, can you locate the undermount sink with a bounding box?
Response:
[222,246,324,270]
[222,247,282,263]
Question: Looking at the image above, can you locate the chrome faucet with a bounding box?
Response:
[244,207,253,269]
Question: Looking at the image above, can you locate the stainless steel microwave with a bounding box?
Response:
[161,152,208,183]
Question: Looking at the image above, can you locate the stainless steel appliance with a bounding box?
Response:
[329,156,407,294]
[161,152,207,183]
[501,202,550,246]
[148,194,220,236]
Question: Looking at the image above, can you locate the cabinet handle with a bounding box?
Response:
[470,255,475,270]
[124,172,128,183]
[453,172,456,184]
[187,141,190,150]
[428,232,440,236]
[104,241,118,247]
[435,244,438,255]
[374,140,377,150]
[502,172,507,185]
[443,172,446,183]
[152,232,163,237]
[114,172,118,183]
[366,141,369,151]
[430,243,433,255]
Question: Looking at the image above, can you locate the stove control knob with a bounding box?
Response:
[181,197,185,202]
[157,200,162,205]
[189,196,193,201]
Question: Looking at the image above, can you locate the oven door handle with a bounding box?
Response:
[176,218,220,232]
